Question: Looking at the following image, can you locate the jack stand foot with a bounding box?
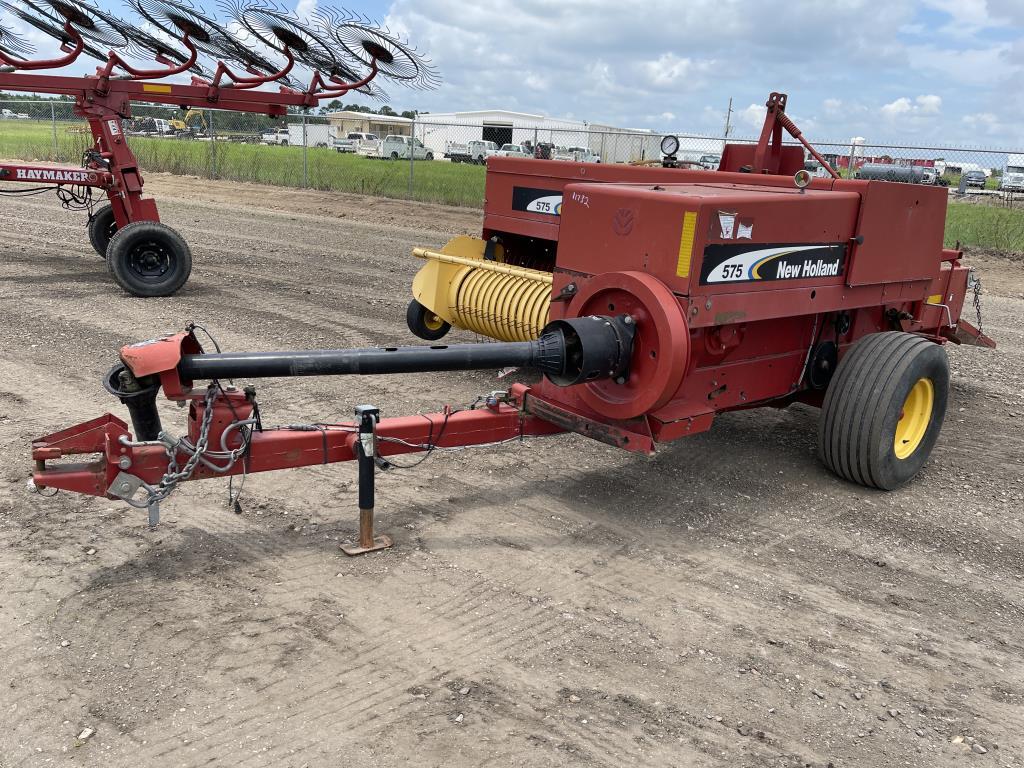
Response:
[340,533,393,556]
[340,505,393,556]
[148,500,160,529]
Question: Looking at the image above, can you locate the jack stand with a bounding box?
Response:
[340,405,393,556]
[148,500,160,530]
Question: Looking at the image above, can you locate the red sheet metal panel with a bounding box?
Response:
[482,157,838,241]
[552,181,861,298]
[840,179,948,286]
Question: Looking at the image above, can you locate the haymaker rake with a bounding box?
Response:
[0,0,438,295]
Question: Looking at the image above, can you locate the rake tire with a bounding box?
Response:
[107,221,192,298]
[87,204,118,258]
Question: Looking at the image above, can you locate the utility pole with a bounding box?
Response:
[723,97,733,139]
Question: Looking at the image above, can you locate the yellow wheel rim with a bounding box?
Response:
[894,377,934,459]
[423,311,445,332]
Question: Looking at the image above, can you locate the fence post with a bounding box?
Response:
[302,114,309,187]
[408,114,415,199]
[209,109,217,178]
[48,102,58,159]
[846,142,856,179]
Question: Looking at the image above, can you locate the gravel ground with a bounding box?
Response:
[0,173,1022,768]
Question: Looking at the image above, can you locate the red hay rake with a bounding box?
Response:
[0,0,438,295]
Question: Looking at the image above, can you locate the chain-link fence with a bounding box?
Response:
[3,97,1024,250]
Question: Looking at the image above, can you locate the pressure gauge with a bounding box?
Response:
[661,134,680,156]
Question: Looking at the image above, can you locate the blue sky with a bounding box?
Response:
[4,0,1023,146]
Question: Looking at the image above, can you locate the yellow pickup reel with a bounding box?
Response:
[407,236,553,342]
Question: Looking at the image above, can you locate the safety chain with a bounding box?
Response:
[144,384,218,506]
[972,274,984,335]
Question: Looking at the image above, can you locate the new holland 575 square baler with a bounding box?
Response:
[31,92,993,553]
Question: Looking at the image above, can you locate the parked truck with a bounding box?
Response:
[376,135,434,160]
[261,123,336,147]
[335,132,379,153]
[552,146,601,163]
[1000,154,1024,192]
[444,139,499,164]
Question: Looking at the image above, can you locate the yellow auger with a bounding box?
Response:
[407,236,552,343]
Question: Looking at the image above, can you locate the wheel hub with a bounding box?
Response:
[129,240,170,279]
[894,377,934,459]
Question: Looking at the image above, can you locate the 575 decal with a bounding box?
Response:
[512,186,563,216]
[700,243,846,285]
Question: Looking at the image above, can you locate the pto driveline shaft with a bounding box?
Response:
[173,315,633,388]
[177,340,554,380]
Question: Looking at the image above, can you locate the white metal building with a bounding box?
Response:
[326,110,413,137]
[415,109,660,163]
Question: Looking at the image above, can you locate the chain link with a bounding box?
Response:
[972,274,984,335]
[143,384,218,506]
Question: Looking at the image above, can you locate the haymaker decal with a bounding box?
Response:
[512,186,562,216]
[700,243,846,285]
[14,168,91,183]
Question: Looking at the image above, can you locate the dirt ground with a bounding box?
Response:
[0,173,1022,768]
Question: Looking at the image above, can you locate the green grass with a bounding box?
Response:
[0,118,487,207]
[945,202,1024,252]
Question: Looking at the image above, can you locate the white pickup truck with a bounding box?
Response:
[552,146,601,163]
[335,132,379,153]
[1,108,30,120]
[495,143,532,159]
[444,140,499,164]
[377,135,434,160]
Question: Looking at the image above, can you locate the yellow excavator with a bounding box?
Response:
[168,109,207,138]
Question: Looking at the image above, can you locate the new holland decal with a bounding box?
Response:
[700,243,846,285]
[512,186,562,216]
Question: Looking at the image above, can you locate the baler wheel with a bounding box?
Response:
[87,204,118,258]
[106,221,193,298]
[407,299,451,341]
[818,332,949,490]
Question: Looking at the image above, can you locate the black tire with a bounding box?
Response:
[87,204,118,258]
[106,221,192,297]
[818,332,949,490]
[426,152,434,161]
[406,299,451,341]
[390,151,399,160]
[281,140,289,147]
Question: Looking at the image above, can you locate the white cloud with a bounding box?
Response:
[640,53,712,89]
[738,103,766,131]
[961,112,1002,134]
[880,94,942,119]
[294,0,317,22]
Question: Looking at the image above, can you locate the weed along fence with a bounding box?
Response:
[2,98,1024,250]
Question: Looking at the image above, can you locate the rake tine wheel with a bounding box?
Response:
[316,5,440,90]
[34,0,128,47]
[0,21,34,56]
[0,0,108,61]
